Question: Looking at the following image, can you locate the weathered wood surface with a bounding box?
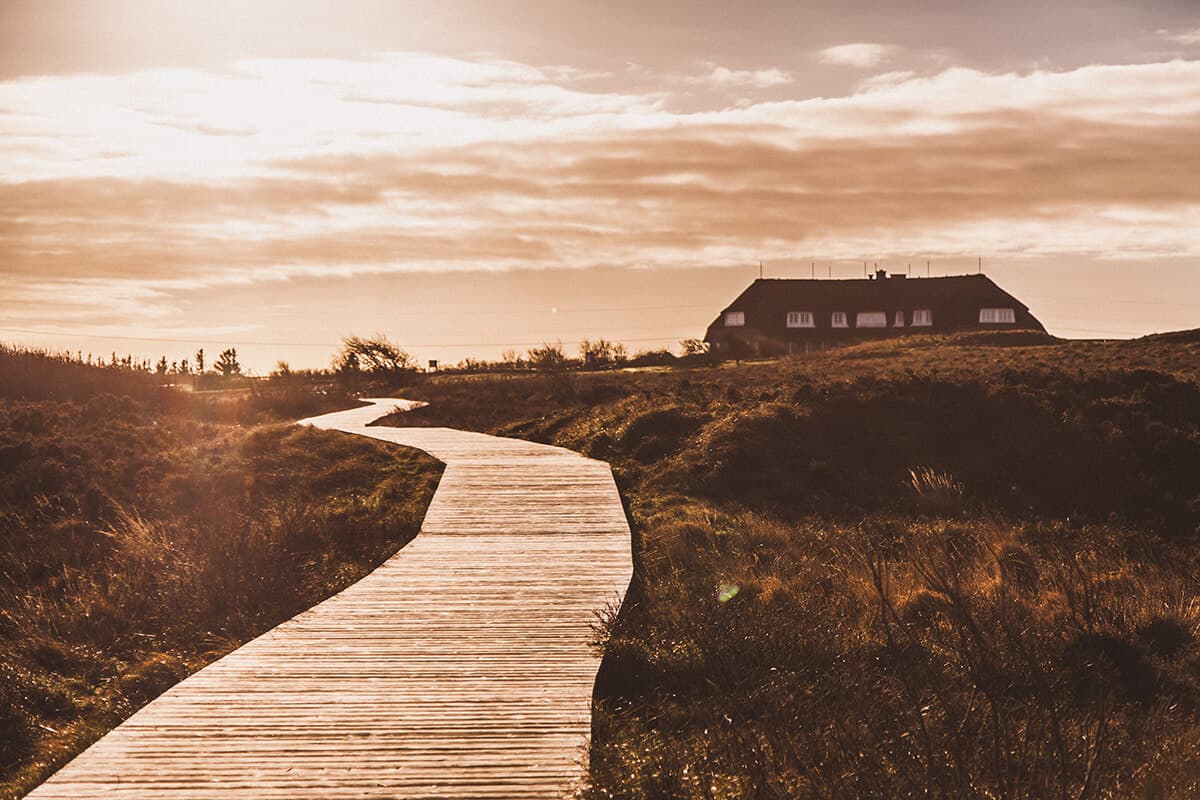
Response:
[27,399,632,799]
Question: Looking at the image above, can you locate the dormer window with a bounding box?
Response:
[979,307,1015,324]
[894,311,905,327]
[831,311,848,328]
[786,311,815,328]
[856,312,887,328]
[724,311,745,327]
[912,309,933,326]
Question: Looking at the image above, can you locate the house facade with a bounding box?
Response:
[704,271,1046,356]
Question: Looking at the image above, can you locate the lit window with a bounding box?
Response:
[856,311,887,328]
[786,311,815,328]
[831,311,848,328]
[725,311,745,327]
[894,311,905,327]
[979,307,1016,324]
[912,309,933,326]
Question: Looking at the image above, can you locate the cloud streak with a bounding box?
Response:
[1159,27,1200,46]
[695,64,793,89]
[818,43,897,68]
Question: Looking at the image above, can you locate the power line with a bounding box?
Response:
[1035,295,1200,311]
[0,327,324,347]
[225,302,722,317]
[1048,326,1144,337]
[0,326,695,350]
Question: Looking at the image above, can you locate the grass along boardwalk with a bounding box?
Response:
[26,399,633,799]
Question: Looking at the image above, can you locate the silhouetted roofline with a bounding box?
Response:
[703,272,1044,344]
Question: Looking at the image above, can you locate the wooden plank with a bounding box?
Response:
[26,398,632,799]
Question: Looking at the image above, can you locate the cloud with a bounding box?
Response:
[697,64,793,89]
[818,43,897,69]
[2,52,1200,324]
[1159,27,1200,46]
[858,70,917,90]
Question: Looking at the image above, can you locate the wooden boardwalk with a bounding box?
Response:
[27,399,632,799]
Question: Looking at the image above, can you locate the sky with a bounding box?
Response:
[2,0,1199,372]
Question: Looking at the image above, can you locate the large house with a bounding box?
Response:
[704,271,1045,356]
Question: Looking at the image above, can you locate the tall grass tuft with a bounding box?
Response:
[908,465,966,515]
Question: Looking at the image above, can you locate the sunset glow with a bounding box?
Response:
[3,1,1199,370]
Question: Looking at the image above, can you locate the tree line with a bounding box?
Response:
[8,333,714,390]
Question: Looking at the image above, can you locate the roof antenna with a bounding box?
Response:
[759,260,763,279]
[978,255,983,275]
[926,259,931,277]
[811,259,815,279]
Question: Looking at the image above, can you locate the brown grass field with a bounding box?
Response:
[378,330,1200,799]
[5,331,1200,798]
[0,351,443,799]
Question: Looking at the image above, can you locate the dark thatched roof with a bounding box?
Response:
[704,273,1044,349]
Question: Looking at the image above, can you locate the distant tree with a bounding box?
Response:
[213,348,241,377]
[628,347,678,367]
[178,357,191,375]
[579,338,618,369]
[500,349,524,370]
[680,338,710,356]
[195,348,205,374]
[271,360,292,378]
[456,357,488,372]
[337,334,415,378]
[332,349,361,390]
[155,356,169,375]
[527,341,570,372]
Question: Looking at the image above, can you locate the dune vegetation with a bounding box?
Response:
[379,331,1200,799]
[6,331,1200,798]
[0,349,443,799]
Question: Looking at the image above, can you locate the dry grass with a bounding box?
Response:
[909,466,966,515]
[0,398,442,798]
[383,331,1200,799]
[0,343,364,424]
[8,331,1200,797]
[586,511,1200,798]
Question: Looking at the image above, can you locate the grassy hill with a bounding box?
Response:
[0,343,359,423]
[381,331,1200,799]
[0,352,443,799]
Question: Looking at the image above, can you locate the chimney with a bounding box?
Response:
[874,269,888,281]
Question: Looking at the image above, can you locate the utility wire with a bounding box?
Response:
[0,326,694,349]
[244,302,720,316]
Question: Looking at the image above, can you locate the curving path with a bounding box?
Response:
[27,399,632,799]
